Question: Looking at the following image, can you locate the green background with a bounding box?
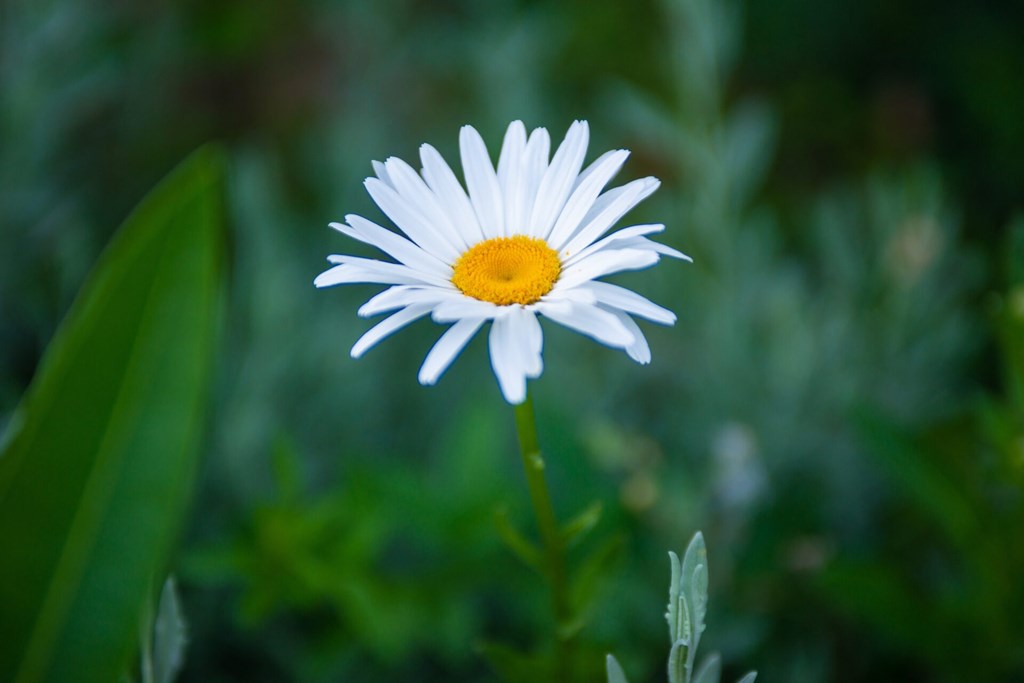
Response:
[2,0,1023,681]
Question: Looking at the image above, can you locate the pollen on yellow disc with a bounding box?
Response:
[451,235,562,306]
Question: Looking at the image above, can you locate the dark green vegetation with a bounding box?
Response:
[1,0,1022,681]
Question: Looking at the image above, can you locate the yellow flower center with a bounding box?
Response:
[451,236,561,305]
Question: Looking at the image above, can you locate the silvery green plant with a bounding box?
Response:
[122,577,187,683]
[606,533,756,683]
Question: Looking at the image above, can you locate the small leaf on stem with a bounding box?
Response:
[562,500,603,547]
[492,507,543,571]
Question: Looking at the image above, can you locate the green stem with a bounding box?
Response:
[513,391,573,681]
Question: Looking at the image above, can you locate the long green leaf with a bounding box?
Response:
[0,146,225,682]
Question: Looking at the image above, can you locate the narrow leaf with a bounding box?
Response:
[492,506,543,571]
[606,654,630,683]
[0,146,225,682]
[681,533,708,607]
[735,672,758,683]
[569,533,624,613]
[693,652,722,683]
[153,577,187,683]
[692,563,708,630]
[666,550,682,641]
[678,594,691,646]
[561,500,603,547]
[681,532,709,650]
[668,639,687,683]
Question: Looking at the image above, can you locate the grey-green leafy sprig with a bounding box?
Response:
[607,532,756,683]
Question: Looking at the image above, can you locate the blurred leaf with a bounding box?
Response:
[721,101,776,205]
[817,560,943,661]
[152,577,187,683]
[0,147,225,682]
[692,652,721,683]
[556,617,590,644]
[856,409,977,544]
[478,641,551,683]
[569,533,625,614]
[735,672,758,683]
[606,653,630,683]
[493,505,543,571]
[562,500,603,547]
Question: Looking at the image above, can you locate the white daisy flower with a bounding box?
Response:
[315,120,689,404]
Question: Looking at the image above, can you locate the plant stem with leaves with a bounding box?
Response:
[513,391,574,681]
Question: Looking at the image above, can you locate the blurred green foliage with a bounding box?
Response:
[2,0,1023,681]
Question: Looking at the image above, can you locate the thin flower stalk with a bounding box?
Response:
[514,392,574,681]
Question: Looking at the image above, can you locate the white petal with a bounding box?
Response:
[384,157,468,252]
[420,143,486,245]
[372,160,393,188]
[546,149,629,248]
[315,262,433,288]
[508,307,543,378]
[572,149,621,191]
[497,121,528,237]
[606,308,651,364]
[350,304,432,358]
[575,177,660,234]
[364,178,461,262]
[559,177,661,256]
[530,297,569,315]
[520,127,551,231]
[563,223,665,267]
[489,314,528,404]
[357,285,417,317]
[617,237,691,261]
[418,317,485,385]
[496,121,526,183]
[357,285,456,317]
[580,281,676,324]
[534,301,635,348]
[528,120,589,239]
[431,297,501,322]
[540,285,597,306]
[334,217,451,277]
[555,249,660,290]
[575,236,691,264]
[460,125,504,239]
[323,254,453,288]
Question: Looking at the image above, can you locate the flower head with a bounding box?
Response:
[315,120,689,404]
